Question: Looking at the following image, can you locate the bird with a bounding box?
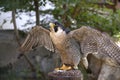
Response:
[19,21,120,71]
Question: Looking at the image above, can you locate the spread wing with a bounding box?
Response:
[69,26,120,65]
[69,26,98,55]
[19,26,55,52]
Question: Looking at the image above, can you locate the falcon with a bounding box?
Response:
[19,22,87,70]
[19,21,120,71]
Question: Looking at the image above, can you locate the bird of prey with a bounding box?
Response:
[19,22,85,70]
[19,22,120,71]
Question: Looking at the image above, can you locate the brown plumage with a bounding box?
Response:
[20,26,54,52]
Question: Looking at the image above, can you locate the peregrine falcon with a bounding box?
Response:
[19,21,120,71]
[20,22,85,70]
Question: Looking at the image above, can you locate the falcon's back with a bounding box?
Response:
[80,27,120,65]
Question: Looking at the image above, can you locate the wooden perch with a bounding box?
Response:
[48,70,83,80]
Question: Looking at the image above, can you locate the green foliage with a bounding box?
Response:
[0,0,46,12]
[77,9,120,35]
[113,32,120,41]
[50,0,120,35]
[0,0,31,11]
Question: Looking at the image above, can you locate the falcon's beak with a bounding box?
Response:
[49,23,55,31]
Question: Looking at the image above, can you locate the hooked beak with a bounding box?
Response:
[49,23,55,31]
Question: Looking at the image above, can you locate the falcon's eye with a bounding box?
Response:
[54,26,58,32]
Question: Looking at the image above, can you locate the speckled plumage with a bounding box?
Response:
[76,27,120,65]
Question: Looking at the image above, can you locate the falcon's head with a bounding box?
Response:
[49,22,70,33]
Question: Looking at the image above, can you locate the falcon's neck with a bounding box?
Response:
[56,27,66,36]
[50,27,66,36]
[50,27,66,44]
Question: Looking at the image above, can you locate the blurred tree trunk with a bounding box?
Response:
[12,9,36,73]
[12,9,21,45]
[34,0,40,26]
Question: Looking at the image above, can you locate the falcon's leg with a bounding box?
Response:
[82,57,88,69]
[73,65,78,69]
[55,64,72,71]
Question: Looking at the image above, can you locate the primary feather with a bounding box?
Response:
[19,26,55,52]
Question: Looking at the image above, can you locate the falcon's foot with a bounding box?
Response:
[55,64,72,71]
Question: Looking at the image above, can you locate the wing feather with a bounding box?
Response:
[19,26,55,52]
[69,26,98,54]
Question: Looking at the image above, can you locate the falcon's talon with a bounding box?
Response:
[55,67,60,71]
[55,64,73,71]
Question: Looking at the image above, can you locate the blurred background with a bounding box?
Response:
[0,0,120,80]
